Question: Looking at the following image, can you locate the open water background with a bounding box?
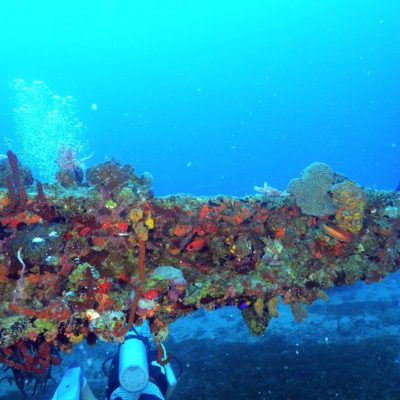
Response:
[0,1,399,399]
[0,1,399,194]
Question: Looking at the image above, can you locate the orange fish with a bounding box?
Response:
[96,279,111,294]
[27,214,42,224]
[323,223,352,243]
[143,289,159,300]
[186,238,208,251]
[116,221,129,232]
[80,226,91,236]
[274,227,286,239]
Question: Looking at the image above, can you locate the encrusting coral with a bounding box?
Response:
[0,153,398,381]
[332,180,365,234]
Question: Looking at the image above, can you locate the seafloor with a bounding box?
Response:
[1,271,400,400]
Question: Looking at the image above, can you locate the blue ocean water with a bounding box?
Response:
[0,2,399,399]
[0,1,399,195]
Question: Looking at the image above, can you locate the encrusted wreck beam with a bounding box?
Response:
[0,157,399,375]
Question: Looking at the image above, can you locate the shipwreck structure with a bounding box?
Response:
[0,150,399,388]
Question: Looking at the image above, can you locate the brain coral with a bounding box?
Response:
[287,162,335,216]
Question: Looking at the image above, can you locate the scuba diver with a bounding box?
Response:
[52,320,178,400]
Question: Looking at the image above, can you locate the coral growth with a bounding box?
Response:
[0,154,398,378]
[86,160,136,195]
[55,144,92,188]
[332,180,365,234]
[287,162,335,216]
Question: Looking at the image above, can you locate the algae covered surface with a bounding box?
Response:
[0,153,399,391]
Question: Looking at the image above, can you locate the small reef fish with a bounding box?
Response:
[143,289,159,300]
[186,238,208,251]
[323,223,352,243]
[32,237,45,244]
